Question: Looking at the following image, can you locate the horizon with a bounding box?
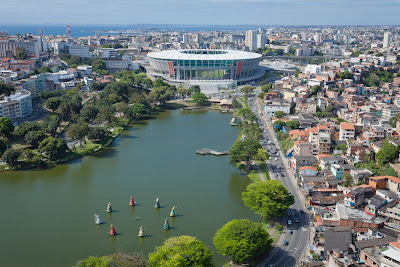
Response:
[2,0,400,25]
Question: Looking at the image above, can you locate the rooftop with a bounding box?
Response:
[147,49,262,61]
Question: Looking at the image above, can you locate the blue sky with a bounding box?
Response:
[2,0,400,25]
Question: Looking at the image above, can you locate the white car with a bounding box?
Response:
[287,219,292,225]
[275,157,278,161]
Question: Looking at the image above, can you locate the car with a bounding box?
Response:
[287,219,292,225]
[295,218,300,223]
[288,230,293,234]
[274,157,278,161]
[288,211,292,216]
[283,240,289,246]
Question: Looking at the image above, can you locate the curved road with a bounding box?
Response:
[247,96,310,267]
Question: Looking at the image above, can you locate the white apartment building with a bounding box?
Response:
[305,64,324,75]
[339,122,355,141]
[245,30,257,51]
[383,107,400,121]
[0,90,32,122]
[383,32,392,48]
[296,48,313,57]
[263,103,291,117]
[99,48,118,58]
[68,45,90,58]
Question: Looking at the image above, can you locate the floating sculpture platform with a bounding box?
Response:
[196,148,229,156]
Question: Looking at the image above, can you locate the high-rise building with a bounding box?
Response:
[383,32,392,48]
[343,34,350,47]
[245,30,257,51]
[256,33,267,49]
[182,34,190,45]
[314,32,322,43]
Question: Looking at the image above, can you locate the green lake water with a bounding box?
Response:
[0,109,257,266]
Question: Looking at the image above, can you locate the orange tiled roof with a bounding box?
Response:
[390,241,400,250]
[299,166,317,171]
[340,123,355,130]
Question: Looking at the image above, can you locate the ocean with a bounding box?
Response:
[0,24,265,37]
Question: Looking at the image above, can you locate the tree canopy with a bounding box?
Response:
[286,120,300,129]
[0,82,15,96]
[376,142,400,165]
[191,92,209,106]
[213,219,272,263]
[242,180,295,220]
[2,148,21,166]
[0,117,15,135]
[148,235,213,267]
[38,137,68,160]
[229,139,267,170]
[274,111,284,118]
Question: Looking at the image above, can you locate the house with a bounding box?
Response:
[299,166,318,177]
[365,195,387,216]
[320,156,345,169]
[378,200,400,224]
[291,156,318,173]
[294,142,314,156]
[381,241,400,267]
[339,123,355,141]
[344,186,373,208]
[350,168,373,184]
[299,113,316,129]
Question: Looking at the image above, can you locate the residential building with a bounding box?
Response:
[383,32,392,48]
[382,107,400,121]
[67,45,90,58]
[22,75,55,98]
[339,123,355,141]
[0,90,32,122]
[245,30,257,51]
[317,132,331,154]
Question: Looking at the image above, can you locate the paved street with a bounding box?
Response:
[247,96,310,267]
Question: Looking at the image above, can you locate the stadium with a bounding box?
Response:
[146,49,264,93]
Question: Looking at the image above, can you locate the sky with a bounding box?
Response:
[1,0,400,25]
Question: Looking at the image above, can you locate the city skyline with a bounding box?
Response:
[2,0,400,25]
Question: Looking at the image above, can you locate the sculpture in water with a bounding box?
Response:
[109,224,116,236]
[129,196,135,206]
[154,198,160,209]
[170,206,176,217]
[106,202,112,213]
[163,219,170,230]
[138,226,145,237]
[94,214,102,225]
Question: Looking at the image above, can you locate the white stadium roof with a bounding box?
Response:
[147,49,262,61]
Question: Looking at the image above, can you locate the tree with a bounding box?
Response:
[24,131,46,148]
[191,93,209,106]
[81,105,99,121]
[325,105,335,113]
[191,85,201,94]
[92,59,106,70]
[130,103,149,119]
[0,82,15,96]
[148,235,213,267]
[74,252,147,267]
[242,180,295,220]
[0,117,15,135]
[273,120,286,131]
[67,122,89,147]
[376,142,400,165]
[2,148,21,166]
[389,113,400,127]
[0,138,7,156]
[213,219,272,263]
[229,139,264,170]
[113,43,123,49]
[335,143,347,154]
[88,127,107,141]
[311,85,321,96]
[39,66,52,73]
[261,82,273,93]
[351,50,362,57]
[286,120,300,129]
[232,99,242,109]
[16,121,41,136]
[38,137,68,160]
[274,111,284,118]
[241,86,254,95]
[45,97,61,113]
[15,47,27,59]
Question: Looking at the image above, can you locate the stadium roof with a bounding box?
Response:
[147,49,262,61]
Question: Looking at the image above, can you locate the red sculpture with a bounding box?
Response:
[109,224,116,236]
[129,196,135,206]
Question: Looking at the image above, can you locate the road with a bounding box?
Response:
[247,96,310,267]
